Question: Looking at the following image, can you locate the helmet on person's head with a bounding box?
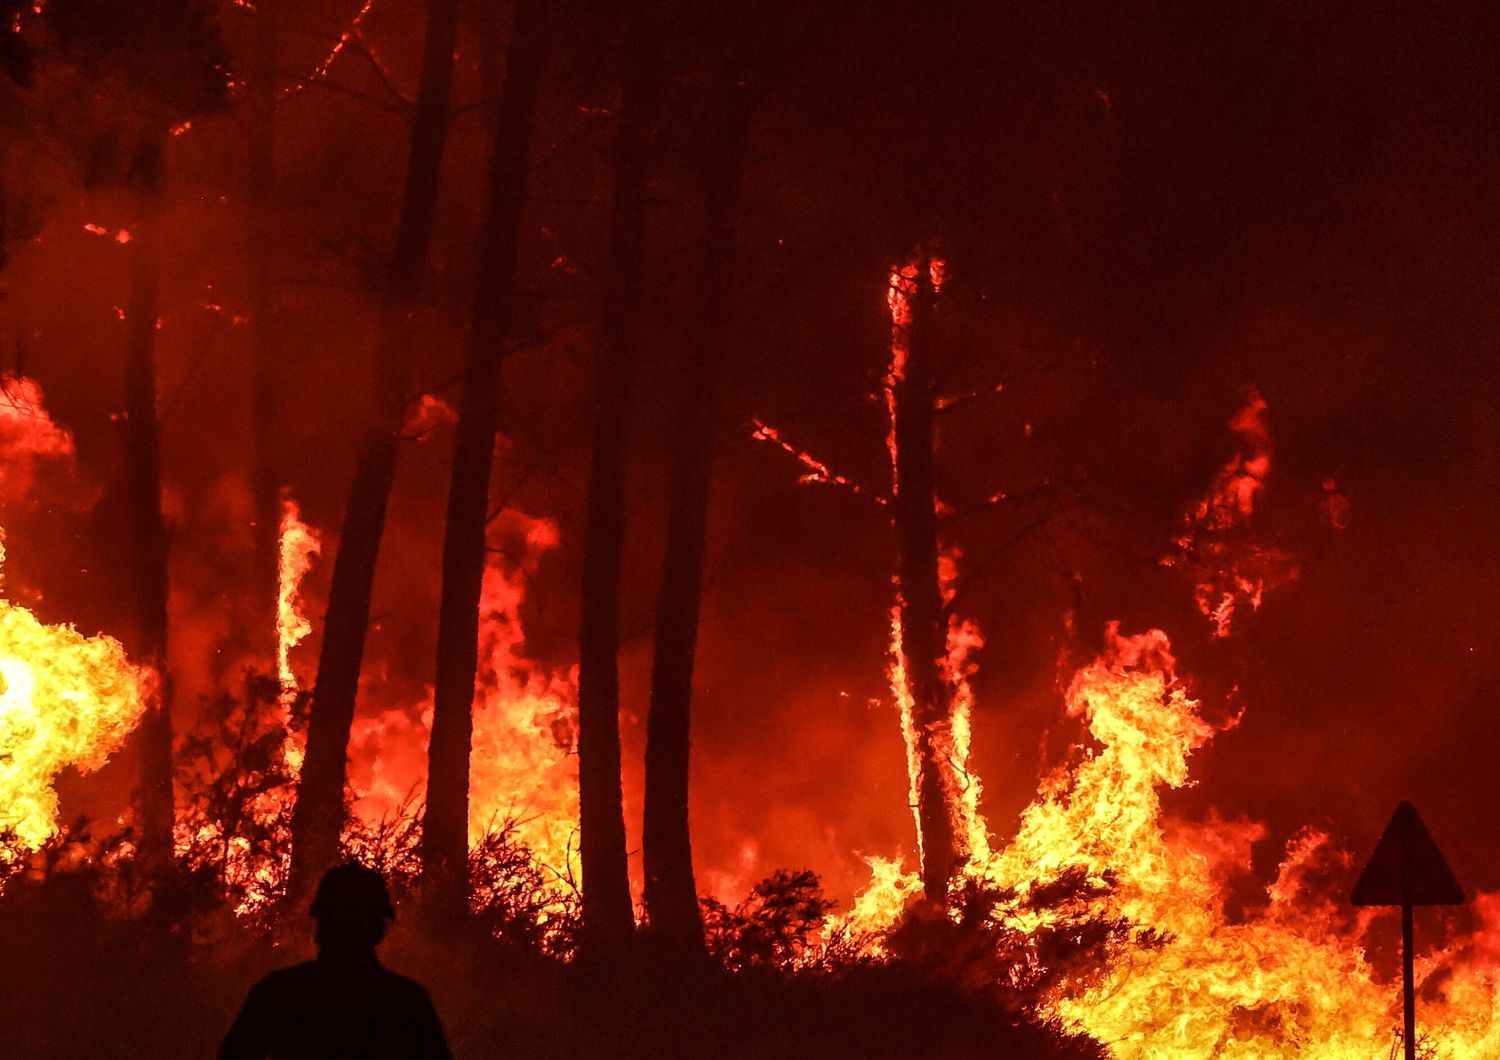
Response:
[311,862,395,924]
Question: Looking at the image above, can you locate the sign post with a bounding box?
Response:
[1350,801,1465,1060]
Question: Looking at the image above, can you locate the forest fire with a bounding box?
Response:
[799,382,1500,1054]
[0,1,1495,1056]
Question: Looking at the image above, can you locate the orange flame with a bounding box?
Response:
[1171,387,1295,637]
[0,374,75,503]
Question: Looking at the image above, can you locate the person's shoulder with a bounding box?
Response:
[377,967,437,1004]
[250,961,321,994]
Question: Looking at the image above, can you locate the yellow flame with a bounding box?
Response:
[346,516,579,915]
[0,539,150,849]
[466,548,579,889]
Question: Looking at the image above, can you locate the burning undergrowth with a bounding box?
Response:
[0,359,1494,1060]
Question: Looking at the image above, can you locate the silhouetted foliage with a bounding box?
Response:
[468,823,581,958]
[701,868,834,973]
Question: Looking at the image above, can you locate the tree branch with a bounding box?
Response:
[749,418,886,505]
[934,381,1005,415]
[943,502,1061,618]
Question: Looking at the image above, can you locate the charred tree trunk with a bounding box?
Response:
[576,12,662,952]
[246,0,279,658]
[890,255,966,903]
[123,137,175,875]
[641,73,749,955]
[288,0,460,900]
[421,0,549,919]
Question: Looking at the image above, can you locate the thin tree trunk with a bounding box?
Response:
[123,136,175,875]
[421,0,549,919]
[642,73,749,955]
[0,145,8,274]
[889,254,966,902]
[288,0,460,900]
[246,0,279,661]
[577,10,662,952]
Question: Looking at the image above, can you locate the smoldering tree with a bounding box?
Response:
[887,251,972,903]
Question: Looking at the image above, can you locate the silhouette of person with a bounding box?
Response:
[219,863,451,1059]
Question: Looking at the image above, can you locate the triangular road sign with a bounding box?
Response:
[1351,801,1464,907]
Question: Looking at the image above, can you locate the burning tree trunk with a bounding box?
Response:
[887,253,969,902]
[421,0,550,919]
[246,0,279,657]
[576,10,663,952]
[123,136,175,874]
[288,0,460,900]
[641,71,750,955]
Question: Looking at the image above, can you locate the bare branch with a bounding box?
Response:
[280,0,379,100]
[943,503,1061,619]
[934,380,1005,415]
[279,72,406,115]
[749,418,886,505]
[348,31,414,110]
[945,478,1078,524]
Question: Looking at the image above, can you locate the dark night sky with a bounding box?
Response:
[4,0,1499,908]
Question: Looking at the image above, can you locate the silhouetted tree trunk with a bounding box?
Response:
[889,253,967,902]
[421,0,550,919]
[577,9,663,952]
[246,0,279,657]
[642,71,750,955]
[288,0,460,900]
[123,136,175,875]
[0,147,8,274]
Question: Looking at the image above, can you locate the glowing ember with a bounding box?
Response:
[82,223,133,244]
[399,393,458,441]
[282,0,379,98]
[749,420,879,499]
